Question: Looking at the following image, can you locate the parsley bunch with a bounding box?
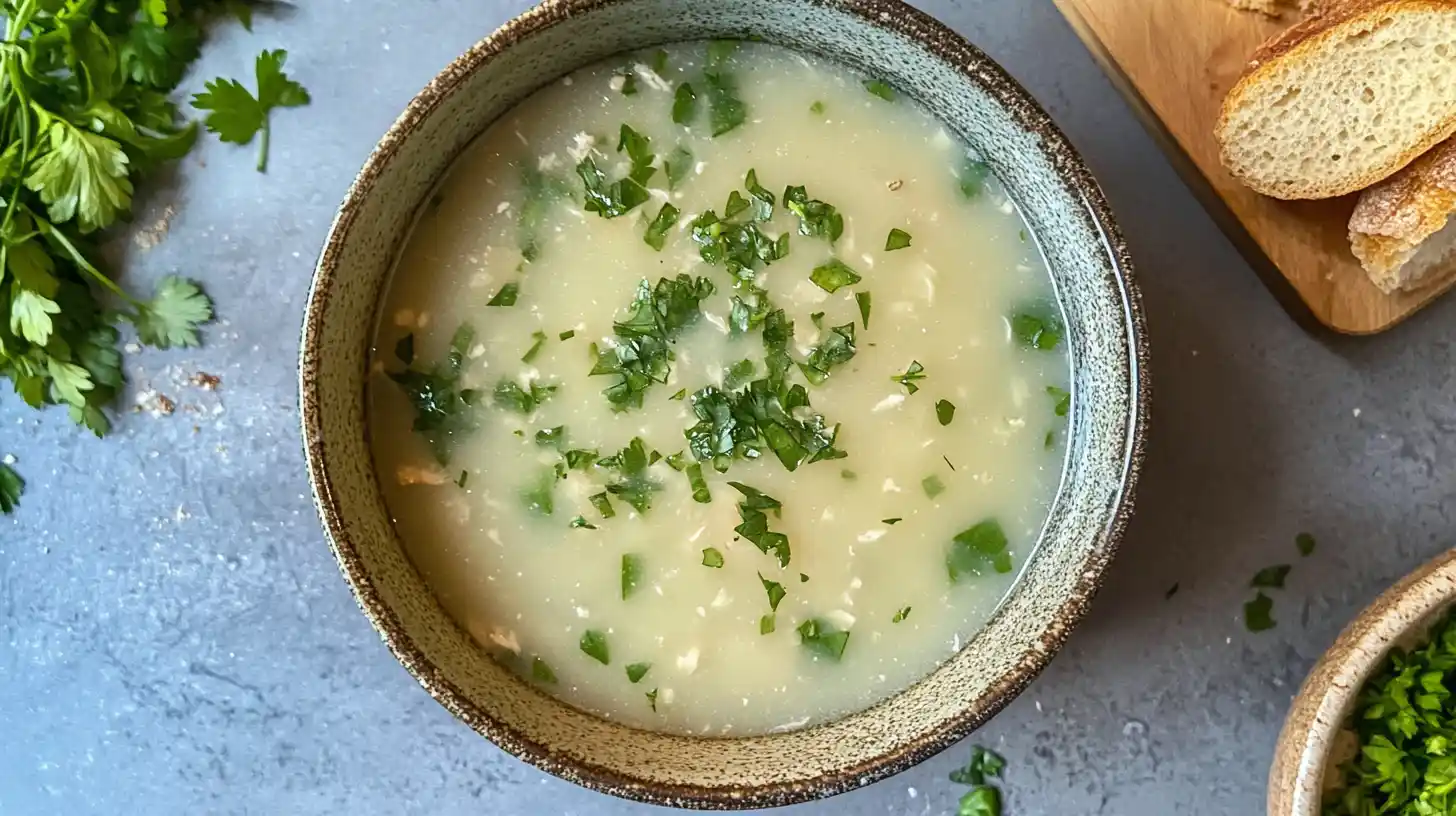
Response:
[1326,613,1456,815]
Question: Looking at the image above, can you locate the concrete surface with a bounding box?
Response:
[4,1,1454,813]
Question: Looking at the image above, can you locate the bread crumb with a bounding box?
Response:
[189,372,221,390]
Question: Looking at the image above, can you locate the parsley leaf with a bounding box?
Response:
[600,437,662,514]
[621,554,644,600]
[759,573,787,612]
[579,630,610,664]
[1297,532,1317,556]
[1244,592,1275,632]
[800,323,856,385]
[1011,310,1063,350]
[936,399,956,426]
[855,291,872,329]
[531,657,557,684]
[24,120,134,233]
[783,185,844,242]
[644,202,680,251]
[885,228,912,251]
[592,276,714,409]
[796,618,850,662]
[487,282,520,306]
[518,165,572,262]
[626,662,651,683]
[1251,564,1291,589]
[809,259,862,294]
[192,49,310,172]
[893,606,911,623]
[664,146,694,190]
[672,83,697,125]
[958,158,992,199]
[948,519,1013,581]
[702,547,724,568]
[892,361,927,394]
[922,474,946,499]
[728,482,791,567]
[863,79,895,101]
[1046,385,1071,417]
[685,463,711,503]
[704,70,746,137]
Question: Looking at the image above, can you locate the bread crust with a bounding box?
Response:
[1216,0,1456,199]
[1350,139,1456,291]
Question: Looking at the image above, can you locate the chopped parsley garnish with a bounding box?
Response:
[809,260,862,294]
[784,185,844,242]
[689,210,788,276]
[943,455,957,472]
[626,662,651,683]
[883,518,903,525]
[579,630,610,664]
[457,470,469,488]
[646,688,659,711]
[644,203,681,251]
[855,291,872,329]
[621,554,644,600]
[665,452,689,471]
[936,399,956,426]
[884,228,912,251]
[577,124,655,218]
[893,606,911,623]
[665,146,694,189]
[744,169,776,221]
[724,190,750,219]
[600,438,662,514]
[592,275,715,410]
[559,330,576,341]
[800,573,809,583]
[569,516,597,530]
[387,324,483,463]
[532,657,558,684]
[862,79,895,101]
[487,282,520,307]
[685,381,845,473]
[518,165,572,262]
[800,323,857,385]
[948,519,1013,581]
[1244,592,1275,632]
[760,614,776,635]
[1251,564,1291,589]
[1044,430,1056,449]
[841,469,857,480]
[892,361,927,394]
[810,100,825,115]
[796,618,850,661]
[1011,310,1063,350]
[723,359,757,390]
[650,49,669,74]
[922,474,946,499]
[1297,532,1316,556]
[950,746,1006,815]
[520,470,556,516]
[669,388,688,401]
[672,82,697,124]
[685,463,712,503]
[522,330,548,363]
[493,379,556,414]
[1046,386,1070,416]
[704,69,746,137]
[615,68,638,95]
[958,158,992,199]
[534,425,566,448]
[702,547,725,568]
[760,573,787,612]
[729,482,791,567]
[564,449,599,470]
[589,491,616,519]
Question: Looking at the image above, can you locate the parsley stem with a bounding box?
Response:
[257,117,270,173]
[34,216,140,306]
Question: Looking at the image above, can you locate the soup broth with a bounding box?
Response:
[370,41,1069,735]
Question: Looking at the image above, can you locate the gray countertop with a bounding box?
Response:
[4,1,1452,814]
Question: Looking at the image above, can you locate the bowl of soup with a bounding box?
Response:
[301,0,1147,807]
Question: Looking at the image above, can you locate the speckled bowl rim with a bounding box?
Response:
[300,0,1149,807]
[1270,548,1456,815]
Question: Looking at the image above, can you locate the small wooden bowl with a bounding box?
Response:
[1269,549,1456,815]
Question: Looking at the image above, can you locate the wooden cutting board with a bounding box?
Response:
[1052,0,1454,334]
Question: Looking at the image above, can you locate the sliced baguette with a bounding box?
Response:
[1350,138,1456,292]
[1216,0,1456,200]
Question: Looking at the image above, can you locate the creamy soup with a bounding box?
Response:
[369,41,1069,735]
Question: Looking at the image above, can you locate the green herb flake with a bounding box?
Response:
[685,463,712,504]
[518,165,573,261]
[1244,592,1275,632]
[799,573,809,583]
[193,49,311,173]
[950,745,1006,786]
[784,185,844,243]
[893,606,911,623]
[1046,385,1071,417]
[936,399,956,426]
[665,146,694,190]
[579,630,610,664]
[646,688,659,711]
[1165,583,1180,600]
[855,291,872,330]
[621,554,644,600]
[650,49,669,74]
[577,125,655,218]
[520,470,556,516]
[729,482,792,567]
[521,330,548,363]
[456,470,469,488]
[922,474,946,500]
[487,282,521,307]
[884,228,912,251]
[800,324,857,385]
[531,657,558,684]
[1010,311,1063,350]
[892,361,927,394]
[702,547,725,568]
[1251,564,1291,589]
[1044,430,1055,449]
[882,517,903,525]
[565,449,600,470]
[626,662,652,684]
[863,79,895,101]
[841,469,857,481]
[493,379,557,414]
[948,519,1013,581]
[809,259,862,294]
[669,388,688,401]
[958,158,992,199]
[644,202,681,251]
[760,614,776,635]
[592,276,716,410]
[601,437,663,514]
[569,516,597,530]
[810,100,825,115]
[704,70,747,137]
[1296,532,1316,556]
[744,169,776,221]
[589,491,616,519]
[760,573,787,612]
[796,618,850,662]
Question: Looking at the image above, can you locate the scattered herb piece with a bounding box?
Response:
[948,519,1013,581]
[577,124,655,218]
[1245,592,1275,632]
[565,449,599,470]
[1165,583,1180,600]
[665,146,694,190]
[621,554,644,600]
[783,185,844,242]
[800,324,857,385]
[1046,385,1070,417]
[1297,532,1316,556]
[493,379,556,414]
[892,361,927,394]
[592,275,715,409]
[760,614,776,635]
[1251,564,1292,589]
[1,465,24,514]
[487,282,520,307]
[517,165,573,261]
[531,657,557,684]
[193,49,311,172]
[684,379,845,475]
[520,470,556,516]
[728,482,791,567]
[936,399,956,426]
[841,470,857,481]
[893,606,911,623]
[1011,311,1063,350]
[724,190,750,219]
[744,169,776,221]
[704,70,746,137]
[702,547,725,568]
[1044,430,1055,449]
[650,49,669,74]
[388,324,484,463]
[626,662,652,683]
[395,334,416,366]
[615,68,638,95]
[559,329,576,341]
[522,330,548,363]
[569,516,597,530]
[922,474,946,499]
[669,388,688,401]
[863,79,895,101]
[646,688,659,711]
[809,259,862,294]
[810,100,825,115]
[957,158,992,199]
[723,359,757,390]
[589,491,616,519]
[883,518,903,525]
[799,573,809,583]
[796,618,850,661]
[601,438,662,514]
[884,228,912,251]
[950,745,1006,786]
[672,82,697,124]
[456,470,469,488]
[760,573,787,612]
[685,463,712,503]
[579,630,610,664]
[534,426,566,449]
[855,291,872,329]
[644,202,681,251]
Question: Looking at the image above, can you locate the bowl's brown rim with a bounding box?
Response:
[1268,548,1456,816]
[299,0,1150,808]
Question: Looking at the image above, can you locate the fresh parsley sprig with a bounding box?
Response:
[192,48,310,172]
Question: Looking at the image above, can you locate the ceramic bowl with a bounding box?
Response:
[300,0,1148,807]
[1270,549,1456,815]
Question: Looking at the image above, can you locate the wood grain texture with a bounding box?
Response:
[1053,0,1455,334]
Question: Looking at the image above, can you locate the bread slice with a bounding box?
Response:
[1215,0,1456,200]
[1350,138,1456,292]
